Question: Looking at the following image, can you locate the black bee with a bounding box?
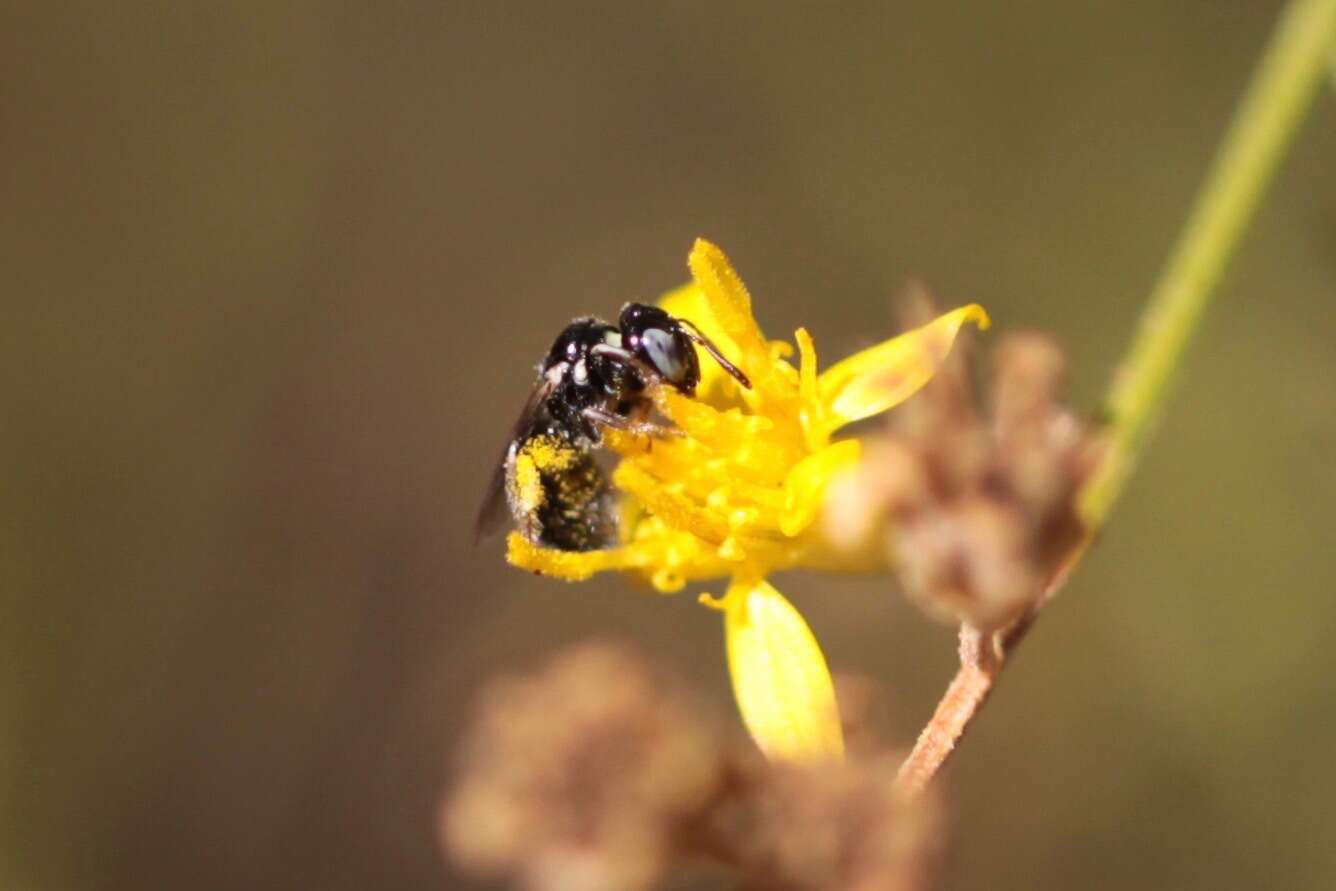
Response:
[476,303,751,552]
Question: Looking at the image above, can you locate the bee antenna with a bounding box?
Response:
[676,319,751,389]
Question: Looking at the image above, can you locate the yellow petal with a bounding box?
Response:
[794,327,827,451]
[818,304,990,430]
[658,281,729,350]
[780,439,861,537]
[718,579,844,762]
[686,239,769,360]
[657,280,705,319]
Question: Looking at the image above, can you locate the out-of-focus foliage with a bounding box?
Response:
[3,3,1334,890]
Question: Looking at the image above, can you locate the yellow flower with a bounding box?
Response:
[508,239,988,762]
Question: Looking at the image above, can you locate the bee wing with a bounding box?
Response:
[473,459,513,543]
[473,375,557,543]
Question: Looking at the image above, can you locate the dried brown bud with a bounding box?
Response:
[825,324,1097,631]
[727,753,942,891]
[992,331,1066,435]
[445,648,944,891]
[442,642,724,891]
[893,498,1043,628]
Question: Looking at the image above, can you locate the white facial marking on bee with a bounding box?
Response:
[572,359,589,385]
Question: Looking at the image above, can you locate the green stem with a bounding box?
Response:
[1081,0,1336,526]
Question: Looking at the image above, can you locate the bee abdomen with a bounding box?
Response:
[505,433,616,552]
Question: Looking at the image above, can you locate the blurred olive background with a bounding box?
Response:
[4,2,1335,889]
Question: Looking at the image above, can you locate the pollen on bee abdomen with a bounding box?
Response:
[522,435,581,473]
[508,434,617,552]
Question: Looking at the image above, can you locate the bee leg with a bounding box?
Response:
[581,406,682,440]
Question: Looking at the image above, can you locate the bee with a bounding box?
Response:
[476,303,751,552]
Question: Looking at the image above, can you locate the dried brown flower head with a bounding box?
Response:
[445,644,941,891]
[443,642,724,891]
[724,753,942,891]
[826,320,1101,631]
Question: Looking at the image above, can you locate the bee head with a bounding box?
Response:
[617,303,701,393]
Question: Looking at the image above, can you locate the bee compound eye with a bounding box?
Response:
[637,326,687,383]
